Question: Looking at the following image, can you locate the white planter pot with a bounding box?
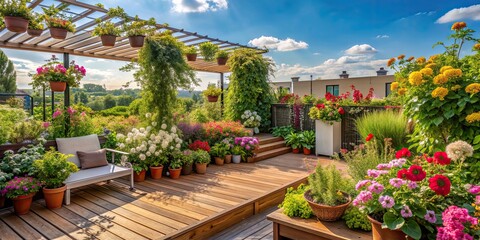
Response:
[315,120,341,156]
[232,155,241,163]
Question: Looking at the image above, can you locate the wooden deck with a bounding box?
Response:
[0,153,344,240]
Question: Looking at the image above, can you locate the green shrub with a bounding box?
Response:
[0,105,28,144]
[271,126,295,139]
[193,150,210,164]
[9,120,43,143]
[285,132,302,149]
[279,184,313,219]
[300,130,315,150]
[33,149,78,189]
[307,164,353,206]
[355,110,407,149]
[190,108,212,123]
[343,206,371,231]
[99,106,130,117]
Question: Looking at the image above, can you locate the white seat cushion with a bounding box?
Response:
[64,164,131,189]
[56,134,101,167]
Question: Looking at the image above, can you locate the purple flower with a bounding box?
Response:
[355,180,371,190]
[390,158,407,168]
[389,178,405,188]
[367,182,384,194]
[424,210,436,223]
[378,195,395,208]
[407,181,418,189]
[376,163,392,170]
[245,145,251,150]
[401,205,413,218]
[367,169,389,178]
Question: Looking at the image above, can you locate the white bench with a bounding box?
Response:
[56,134,134,205]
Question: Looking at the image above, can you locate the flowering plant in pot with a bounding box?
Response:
[168,154,183,179]
[0,0,32,33]
[91,6,126,47]
[308,102,344,124]
[241,110,261,135]
[231,145,244,164]
[215,50,229,65]
[210,142,228,165]
[122,15,156,48]
[285,132,302,153]
[33,149,78,209]
[193,149,210,174]
[188,140,211,152]
[199,41,219,61]
[4,176,42,215]
[184,46,198,61]
[353,141,478,240]
[203,84,222,102]
[221,138,234,164]
[234,136,259,162]
[42,4,75,39]
[300,130,315,155]
[27,12,44,37]
[30,55,86,92]
[181,150,194,175]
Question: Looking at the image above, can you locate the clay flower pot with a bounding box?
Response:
[49,27,68,40]
[224,155,232,164]
[134,170,146,182]
[214,157,224,166]
[232,155,241,164]
[27,29,43,37]
[129,35,145,48]
[169,168,182,179]
[303,147,312,155]
[195,163,207,174]
[217,57,228,65]
[12,192,35,215]
[150,165,164,180]
[181,163,193,175]
[100,35,117,47]
[49,81,67,92]
[292,148,300,154]
[303,190,351,221]
[186,53,197,61]
[43,185,66,209]
[207,95,219,102]
[368,215,412,240]
[4,16,29,33]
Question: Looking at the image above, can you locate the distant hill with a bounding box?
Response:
[178,90,201,98]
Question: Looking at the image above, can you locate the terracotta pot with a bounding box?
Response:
[214,157,224,166]
[186,53,197,61]
[49,81,67,92]
[303,147,311,155]
[150,165,164,179]
[0,195,5,208]
[217,57,228,65]
[232,155,241,164]
[195,163,207,174]
[4,16,29,33]
[12,192,35,215]
[43,185,66,209]
[304,190,351,221]
[169,168,182,179]
[224,155,232,164]
[129,35,145,48]
[134,170,146,182]
[207,95,219,102]
[368,215,411,240]
[292,148,300,154]
[49,27,68,40]
[100,35,117,47]
[27,28,43,37]
[181,163,193,175]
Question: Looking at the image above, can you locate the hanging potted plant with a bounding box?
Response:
[181,150,194,175]
[210,142,228,166]
[193,150,210,174]
[27,12,44,37]
[285,132,302,153]
[203,83,222,102]
[91,6,126,47]
[33,149,78,209]
[215,50,229,65]
[30,55,86,92]
[184,46,198,61]
[300,130,315,155]
[4,177,42,215]
[168,156,183,179]
[0,0,31,33]
[199,41,219,61]
[308,100,344,156]
[42,5,76,40]
[123,16,156,48]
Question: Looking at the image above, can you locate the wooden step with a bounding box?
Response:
[252,147,292,162]
[258,136,284,145]
[255,141,287,153]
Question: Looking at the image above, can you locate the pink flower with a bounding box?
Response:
[42,122,51,128]
[245,145,251,151]
[355,180,371,190]
[367,169,389,178]
[80,111,86,117]
[407,181,418,189]
[378,195,395,208]
[52,110,62,118]
[476,195,480,205]
[367,182,384,194]
[468,185,480,195]
[424,210,436,223]
[376,163,392,170]
[67,107,76,115]
[389,178,405,188]
[353,190,372,206]
[401,205,413,218]
[36,67,43,74]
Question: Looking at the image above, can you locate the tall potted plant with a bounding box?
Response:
[4,177,42,214]
[193,150,210,174]
[27,12,44,37]
[184,46,198,61]
[123,16,156,48]
[308,101,345,156]
[30,55,86,92]
[91,6,126,47]
[199,41,219,61]
[181,150,194,175]
[215,50,229,65]
[285,132,302,153]
[33,149,78,209]
[300,130,315,155]
[0,0,31,33]
[203,83,222,102]
[168,156,183,179]
[42,5,75,39]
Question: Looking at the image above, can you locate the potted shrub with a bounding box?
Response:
[30,55,86,92]
[222,138,234,164]
[42,5,76,39]
[184,46,198,61]
[215,50,229,65]
[123,16,156,48]
[300,130,315,155]
[199,41,219,61]
[181,150,194,175]
[0,0,31,33]
[304,164,353,221]
[231,145,243,164]
[27,12,44,36]
[193,150,210,174]
[91,6,126,47]
[241,110,261,135]
[285,132,302,153]
[210,142,228,166]
[203,83,222,102]
[308,101,345,156]
[149,155,167,180]
[4,177,42,215]
[235,137,259,162]
[168,156,183,179]
[33,149,78,209]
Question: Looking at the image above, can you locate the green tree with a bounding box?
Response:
[79,91,88,104]
[0,50,16,93]
[83,83,106,92]
[103,94,116,109]
[116,94,134,106]
[87,99,104,111]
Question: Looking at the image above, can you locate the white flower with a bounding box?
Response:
[116,133,125,140]
[121,155,128,162]
[155,151,160,156]
[146,126,152,132]
[125,138,132,144]
[171,126,177,133]
[119,143,125,149]
[136,146,141,151]
[161,124,167,130]
[152,121,157,127]
[130,148,136,153]
[139,154,146,161]
[146,151,151,157]
[145,113,152,118]
[176,143,181,149]
[140,127,146,133]
[149,146,156,152]
[161,141,169,149]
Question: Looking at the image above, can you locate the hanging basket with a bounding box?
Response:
[100,35,117,47]
[128,35,145,48]
[49,81,67,92]
[4,16,29,33]
[207,95,219,102]
[27,28,43,37]
[186,53,197,61]
[217,57,228,65]
[49,27,68,40]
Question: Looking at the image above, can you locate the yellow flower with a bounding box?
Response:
[387,57,396,67]
[428,55,439,62]
[440,66,453,74]
[465,112,480,123]
[433,74,448,85]
[416,57,426,64]
[466,83,480,94]
[391,82,399,91]
[431,87,449,100]
[451,22,467,30]
[397,54,405,60]
[408,71,423,86]
[425,63,436,69]
[398,88,407,95]
[406,56,414,62]
[474,43,480,51]
[420,68,433,76]
[443,69,462,78]
[451,85,462,91]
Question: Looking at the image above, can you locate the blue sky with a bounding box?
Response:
[6,0,480,90]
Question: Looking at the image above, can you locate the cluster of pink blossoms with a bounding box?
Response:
[437,206,478,240]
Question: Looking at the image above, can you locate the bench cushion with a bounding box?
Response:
[64,163,131,189]
[56,134,101,167]
[77,149,108,169]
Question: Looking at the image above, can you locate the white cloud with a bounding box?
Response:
[313,52,321,56]
[171,0,228,13]
[436,5,480,23]
[415,11,436,16]
[344,44,378,55]
[84,59,106,63]
[248,36,308,52]
[376,35,389,39]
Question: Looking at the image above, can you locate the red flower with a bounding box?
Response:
[316,103,325,109]
[407,165,426,181]
[429,174,451,196]
[365,133,374,142]
[338,107,345,115]
[433,152,451,165]
[395,148,411,159]
[397,168,411,179]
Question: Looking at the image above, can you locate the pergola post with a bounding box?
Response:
[220,72,224,115]
[64,53,70,136]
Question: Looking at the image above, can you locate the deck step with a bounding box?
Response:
[258,136,283,145]
[252,147,292,162]
[255,141,287,153]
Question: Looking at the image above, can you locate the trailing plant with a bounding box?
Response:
[0,0,31,19]
[92,6,126,37]
[42,4,75,32]
[183,46,197,55]
[285,132,302,150]
[300,130,315,150]
[355,110,408,150]
[33,149,78,189]
[203,83,222,97]
[122,15,156,37]
[193,150,210,164]
[343,206,372,231]
[28,12,44,30]
[308,164,354,206]
[279,184,313,219]
[30,55,86,89]
[199,42,219,61]
[225,49,275,130]
[215,50,229,59]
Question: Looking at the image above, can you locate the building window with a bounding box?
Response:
[326,85,339,96]
[385,82,392,96]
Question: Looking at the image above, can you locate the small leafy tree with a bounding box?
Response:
[103,94,116,109]
[0,49,16,93]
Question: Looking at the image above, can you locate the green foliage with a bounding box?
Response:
[183,46,197,55]
[117,95,134,106]
[91,7,126,37]
[33,149,78,189]
[6,97,22,108]
[9,120,43,143]
[215,50,229,59]
[0,0,31,19]
[225,49,275,130]
[122,15,156,37]
[279,184,313,219]
[189,108,212,123]
[199,42,219,61]
[203,83,222,97]
[28,12,44,30]
[83,83,106,92]
[0,106,27,144]
[231,145,244,155]
[210,142,228,158]
[103,94,117,109]
[99,106,129,117]
[355,110,408,149]
[0,49,16,93]
[134,33,197,127]
[169,155,183,169]
[87,99,104,111]
[180,150,194,165]
[308,164,353,206]
[49,106,95,139]
[1,143,45,177]
[342,206,372,231]
[42,4,76,32]
[192,150,210,164]
[285,132,302,149]
[271,126,295,139]
[74,91,88,104]
[300,130,315,149]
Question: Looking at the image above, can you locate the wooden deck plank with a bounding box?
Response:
[2,212,47,240]
[0,217,22,240]
[18,210,73,240]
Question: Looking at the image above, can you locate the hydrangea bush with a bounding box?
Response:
[241,110,261,133]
